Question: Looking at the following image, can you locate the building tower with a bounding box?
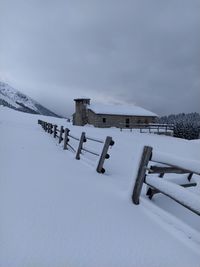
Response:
[73,98,90,126]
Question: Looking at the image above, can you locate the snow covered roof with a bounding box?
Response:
[88,103,158,117]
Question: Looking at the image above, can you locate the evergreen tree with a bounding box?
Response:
[157,112,200,140]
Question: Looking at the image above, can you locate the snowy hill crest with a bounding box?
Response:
[0,81,60,117]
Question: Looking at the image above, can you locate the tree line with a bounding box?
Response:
[157,112,200,140]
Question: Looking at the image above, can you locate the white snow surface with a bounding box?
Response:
[152,151,200,175]
[146,176,200,214]
[0,107,200,267]
[88,102,158,117]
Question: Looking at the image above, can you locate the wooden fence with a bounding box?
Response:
[119,123,174,135]
[38,120,114,173]
[132,146,200,216]
[92,121,174,135]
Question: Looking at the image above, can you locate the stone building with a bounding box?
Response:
[73,98,158,128]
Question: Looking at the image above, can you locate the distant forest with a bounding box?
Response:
[157,112,200,140]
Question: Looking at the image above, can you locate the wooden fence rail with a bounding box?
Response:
[119,123,174,135]
[38,119,114,174]
[132,145,200,216]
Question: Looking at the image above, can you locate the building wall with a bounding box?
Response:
[73,99,157,127]
[87,109,156,128]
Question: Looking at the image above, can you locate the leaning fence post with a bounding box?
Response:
[58,126,64,143]
[49,123,53,134]
[96,136,114,173]
[47,122,50,133]
[53,124,57,138]
[63,128,70,150]
[44,122,47,131]
[76,132,86,160]
[187,172,193,182]
[51,123,54,134]
[132,146,153,205]
[42,121,45,130]
[42,121,46,130]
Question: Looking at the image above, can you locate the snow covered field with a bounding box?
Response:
[0,107,200,267]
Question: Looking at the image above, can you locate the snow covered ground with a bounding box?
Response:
[0,107,200,267]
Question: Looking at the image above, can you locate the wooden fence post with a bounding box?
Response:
[63,128,70,150]
[58,126,64,143]
[41,121,45,130]
[187,172,193,181]
[49,123,53,134]
[96,136,114,173]
[49,123,52,133]
[51,123,54,134]
[132,146,153,205]
[76,132,86,160]
[53,124,57,138]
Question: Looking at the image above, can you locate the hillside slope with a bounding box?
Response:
[0,81,60,117]
[0,107,200,267]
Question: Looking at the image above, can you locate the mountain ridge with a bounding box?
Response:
[0,81,61,117]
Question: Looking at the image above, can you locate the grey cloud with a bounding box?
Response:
[0,0,199,117]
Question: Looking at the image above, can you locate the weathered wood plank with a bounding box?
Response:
[146,182,197,199]
[53,124,57,138]
[132,146,153,205]
[58,126,64,144]
[187,172,193,181]
[75,132,86,160]
[44,122,48,132]
[145,176,200,216]
[49,123,53,134]
[63,128,70,150]
[47,123,50,133]
[96,136,114,173]
[152,152,200,176]
[149,166,190,174]
[82,147,100,156]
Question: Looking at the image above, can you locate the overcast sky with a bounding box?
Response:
[0,0,199,117]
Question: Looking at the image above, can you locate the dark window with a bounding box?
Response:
[125,118,130,128]
[102,118,106,123]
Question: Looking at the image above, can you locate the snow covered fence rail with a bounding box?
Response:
[38,120,114,173]
[132,146,200,216]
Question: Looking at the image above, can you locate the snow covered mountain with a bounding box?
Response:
[0,81,60,117]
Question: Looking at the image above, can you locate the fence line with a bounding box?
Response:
[38,119,114,174]
[68,134,80,141]
[75,132,86,160]
[82,147,100,156]
[38,119,199,216]
[85,135,104,144]
[119,123,174,135]
[63,128,70,150]
[132,146,200,216]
